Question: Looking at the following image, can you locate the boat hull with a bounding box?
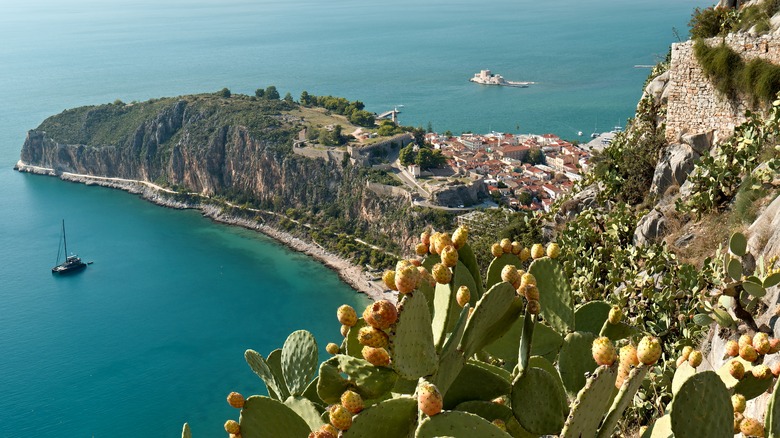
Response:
[52,261,87,274]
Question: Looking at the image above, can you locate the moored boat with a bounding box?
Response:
[52,220,87,274]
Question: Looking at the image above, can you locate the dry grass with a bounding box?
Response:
[288,107,358,131]
[665,210,733,267]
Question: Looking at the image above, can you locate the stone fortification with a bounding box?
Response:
[666,34,780,144]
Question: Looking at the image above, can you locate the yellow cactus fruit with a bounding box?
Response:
[752,364,772,380]
[754,332,771,355]
[358,326,389,348]
[617,344,639,388]
[361,346,391,367]
[340,324,350,337]
[320,424,339,437]
[328,404,353,431]
[772,362,780,377]
[637,335,662,365]
[592,336,617,366]
[441,245,459,268]
[382,270,398,291]
[340,390,364,414]
[739,334,753,349]
[415,242,428,256]
[521,284,540,301]
[530,243,545,259]
[501,264,521,288]
[739,417,764,437]
[420,230,431,246]
[417,382,443,417]
[688,350,703,367]
[769,338,780,354]
[326,343,340,355]
[740,344,759,362]
[500,238,512,254]
[546,242,561,259]
[395,265,420,294]
[520,272,537,287]
[491,395,508,405]
[309,431,334,438]
[607,305,622,324]
[409,259,421,267]
[452,226,468,249]
[734,412,744,434]
[680,346,694,361]
[435,233,453,255]
[727,359,746,380]
[491,243,504,258]
[732,393,746,413]
[432,263,452,284]
[725,340,739,357]
[456,286,471,308]
[511,241,522,255]
[417,266,435,288]
[224,419,240,434]
[226,392,245,409]
[527,299,541,315]
[337,304,358,327]
[519,247,531,262]
[363,300,398,330]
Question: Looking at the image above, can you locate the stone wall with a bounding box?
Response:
[365,181,412,200]
[292,146,347,163]
[666,34,780,144]
[349,133,413,166]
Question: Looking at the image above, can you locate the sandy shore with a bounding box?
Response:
[14,161,396,303]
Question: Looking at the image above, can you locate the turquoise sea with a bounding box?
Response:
[0,0,708,436]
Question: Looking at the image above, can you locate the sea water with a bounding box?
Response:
[0,0,708,436]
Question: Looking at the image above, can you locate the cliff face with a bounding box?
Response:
[18,95,427,254]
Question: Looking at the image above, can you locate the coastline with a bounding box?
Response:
[14,161,395,304]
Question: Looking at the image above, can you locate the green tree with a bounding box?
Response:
[218,87,231,98]
[283,92,294,103]
[524,147,546,165]
[265,85,280,100]
[255,88,265,98]
[349,110,376,127]
[399,144,415,166]
[300,91,312,105]
[415,147,446,170]
[516,191,533,205]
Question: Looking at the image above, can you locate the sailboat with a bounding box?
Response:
[52,220,87,274]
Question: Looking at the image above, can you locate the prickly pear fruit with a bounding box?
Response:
[725,340,739,357]
[326,343,340,355]
[363,300,398,330]
[727,359,745,379]
[395,265,419,294]
[752,364,772,380]
[617,344,639,388]
[491,243,503,258]
[341,325,350,337]
[680,346,693,361]
[546,242,560,259]
[337,305,358,327]
[530,243,545,259]
[732,393,746,413]
[511,241,522,255]
[452,226,468,249]
[501,264,521,288]
[328,404,353,430]
[382,270,398,291]
[226,392,245,409]
[769,338,780,354]
[418,266,435,288]
[688,350,703,368]
[740,344,759,362]
[519,247,530,262]
[224,419,240,434]
[520,284,539,301]
[415,242,429,256]
[592,336,617,366]
[739,334,753,349]
[607,305,622,324]
[527,299,541,315]
[734,412,744,433]
[320,424,339,437]
[500,238,512,254]
[520,272,536,287]
[362,346,391,366]
[441,245,459,268]
[432,263,452,284]
[358,326,389,348]
[435,234,453,255]
[417,382,443,417]
[456,286,471,308]
[421,230,431,246]
[637,335,662,365]
[492,395,508,405]
[492,419,507,431]
[754,332,771,355]
[739,417,764,437]
[772,362,780,377]
[340,390,364,414]
[308,430,335,438]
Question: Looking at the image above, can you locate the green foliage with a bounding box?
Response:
[399,144,415,166]
[688,6,739,39]
[377,120,404,136]
[349,109,376,127]
[264,85,280,100]
[218,87,231,98]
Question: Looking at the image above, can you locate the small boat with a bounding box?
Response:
[52,220,87,274]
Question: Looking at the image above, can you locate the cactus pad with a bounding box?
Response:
[432,261,477,349]
[245,349,289,400]
[557,331,598,398]
[416,410,512,438]
[529,355,566,400]
[729,232,747,257]
[485,253,522,289]
[454,401,534,438]
[443,361,511,409]
[511,367,567,435]
[346,318,368,358]
[484,316,563,371]
[561,365,617,438]
[284,395,325,430]
[267,349,291,399]
[598,364,650,438]
[573,301,610,335]
[317,355,398,404]
[390,292,438,380]
[343,396,417,437]
[765,376,780,436]
[528,257,575,334]
[458,243,485,298]
[459,282,520,357]
[281,330,319,396]
[671,361,696,396]
[239,395,311,438]
[643,414,673,438]
[670,371,732,438]
[733,373,773,400]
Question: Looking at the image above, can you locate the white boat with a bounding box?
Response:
[469,70,534,88]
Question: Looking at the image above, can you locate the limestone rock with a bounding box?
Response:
[556,183,601,223]
[649,143,699,198]
[681,131,713,155]
[634,209,667,246]
[643,70,670,103]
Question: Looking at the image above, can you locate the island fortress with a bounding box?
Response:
[469,70,534,88]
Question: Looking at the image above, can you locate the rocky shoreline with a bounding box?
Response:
[14,161,394,303]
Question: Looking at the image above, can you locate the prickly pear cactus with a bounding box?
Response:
[239,395,311,438]
[670,371,732,438]
[317,355,397,404]
[557,331,598,398]
[390,292,438,380]
[281,330,318,396]
[598,364,650,438]
[457,243,484,298]
[528,257,574,334]
[561,365,617,438]
[284,396,324,430]
[444,361,511,409]
[767,376,780,437]
[343,396,417,437]
[485,253,523,290]
[245,349,289,400]
[416,410,512,438]
[459,282,520,358]
[573,301,611,335]
[345,318,369,358]
[511,367,568,435]
[432,261,477,348]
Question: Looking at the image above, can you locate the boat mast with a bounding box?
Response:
[62,220,68,258]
